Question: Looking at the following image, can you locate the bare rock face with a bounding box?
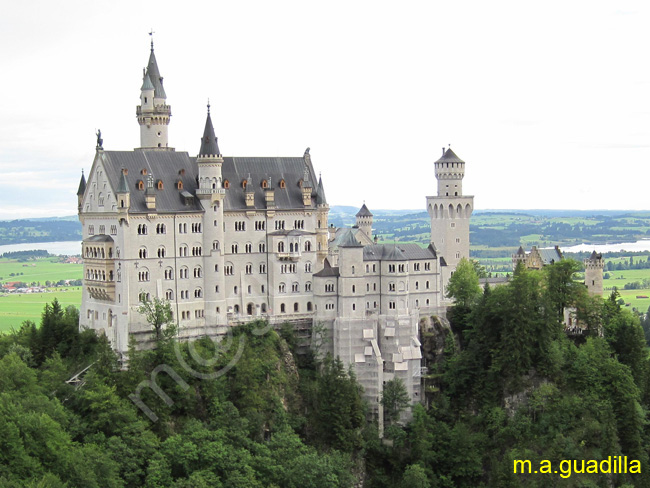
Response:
[420,312,455,401]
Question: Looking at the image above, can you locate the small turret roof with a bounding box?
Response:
[141,73,154,91]
[356,203,373,217]
[199,107,221,157]
[117,170,129,193]
[316,175,327,205]
[516,246,525,255]
[435,147,464,164]
[77,172,86,196]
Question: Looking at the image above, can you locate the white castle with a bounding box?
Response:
[77,41,473,428]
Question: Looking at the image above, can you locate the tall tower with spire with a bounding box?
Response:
[426,147,474,289]
[137,39,172,150]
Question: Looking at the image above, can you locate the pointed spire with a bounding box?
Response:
[146,43,166,99]
[356,203,372,217]
[117,169,130,193]
[77,170,86,196]
[316,173,327,205]
[198,103,221,157]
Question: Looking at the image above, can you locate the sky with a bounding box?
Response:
[1,1,649,219]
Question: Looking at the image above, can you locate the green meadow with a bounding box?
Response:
[0,257,83,332]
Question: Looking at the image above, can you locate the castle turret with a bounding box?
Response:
[315,174,329,268]
[136,40,172,150]
[77,170,86,211]
[355,203,373,239]
[426,147,474,293]
[584,251,604,296]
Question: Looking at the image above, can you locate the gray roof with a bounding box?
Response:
[99,150,319,213]
[99,151,203,213]
[87,235,114,243]
[338,229,364,248]
[141,74,154,91]
[363,243,436,262]
[313,258,339,277]
[221,156,318,211]
[146,49,166,99]
[199,111,221,157]
[77,172,86,196]
[268,229,315,236]
[435,147,464,164]
[538,247,563,265]
[356,203,373,217]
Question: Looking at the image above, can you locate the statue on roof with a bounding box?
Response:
[96,129,103,149]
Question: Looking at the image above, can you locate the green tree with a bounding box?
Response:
[381,377,410,424]
[136,297,176,342]
[446,257,481,308]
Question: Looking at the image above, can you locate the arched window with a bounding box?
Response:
[279,179,286,189]
[137,180,144,190]
[278,242,285,253]
[157,180,163,190]
[262,179,268,189]
[177,180,183,190]
[223,179,230,189]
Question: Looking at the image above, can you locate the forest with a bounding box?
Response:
[0,258,649,487]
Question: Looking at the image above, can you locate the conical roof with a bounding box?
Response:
[356,203,372,217]
[199,109,221,157]
[140,73,154,91]
[77,172,86,196]
[516,246,525,255]
[117,170,129,193]
[316,175,327,205]
[146,48,166,99]
[435,147,464,164]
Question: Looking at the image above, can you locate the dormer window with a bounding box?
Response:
[141,169,147,175]
[261,179,268,189]
[137,180,144,190]
[223,180,230,189]
[279,179,286,189]
[176,180,183,190]
[157,180,163,190]
[242,179,248,189]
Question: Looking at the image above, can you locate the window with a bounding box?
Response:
[294,302,299,312]
[224,265,234,276]
[307,302,313,311]
[179,267,189,279]
[179,223,187,233]
[99,225,105,234]
[176,180,183,190]
[138,224,147,235]
[194,266,202,278]
[259,263,267,274]
[426,281,430,289]
[280,303,286,313]
[192,223,202,233]
[110,225,117,235]
[388,264,395,273]
[352,285,356,293]
[415,281,419,290]
[259,243,266,253]
[305,262,312,273]
[389,283,395,291]
[279,283,286,293]
[245,243,252,253]
[157,180,163,190]
[179,245,188,257]
[275,220,285,230]
[278,242,285,253]
[194,288,203,298]
[213,240,220,251]
[351,265,355,274]
[138,269,150,282]
[164,267,174,280]
[414,263,420,271]
[325,283,335,293]
[425,262,431,271]
[156,223,166,234]
[245,264,253,274]
[305,282,312,291]
[255,221,265,231]
[165,290,173,300]
[157,246,166,258]
[352,304,356,311]
[223,179,230,189]
[292,282,299,292]
[389,301,396,310]
[261,285,265,293]
[139,247,147,259]
[366,283,370,292]
[232,244,238,254]
[214,264,219,272]
[137,180,144,190]
[398,264,405,273]
[235,221,246,231]
[279,179,286,189]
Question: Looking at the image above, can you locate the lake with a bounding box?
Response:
[0,241,82,256]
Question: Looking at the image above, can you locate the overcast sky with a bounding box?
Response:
[1,1,649,219]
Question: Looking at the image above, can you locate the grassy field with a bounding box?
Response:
[0,257,83,333]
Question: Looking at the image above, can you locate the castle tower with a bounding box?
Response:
[426,148,474,278]
[76,170,86,211]
[584,251,604,296]
[315,174,329,268]
[355,203,373,239]
[196,104,227,326]
[137,40,172,150]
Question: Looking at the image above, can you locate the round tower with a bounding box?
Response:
[584,251,604,296]
[137,40,172,150]
[355,203,373,239]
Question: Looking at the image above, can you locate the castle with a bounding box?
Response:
[76,41,473,427]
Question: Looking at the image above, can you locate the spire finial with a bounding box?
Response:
[207,99,210,114]
[149,29,155,52]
